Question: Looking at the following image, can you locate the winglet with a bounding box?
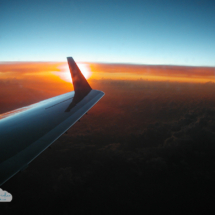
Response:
[67,57,92,93]
[66,57,92,111]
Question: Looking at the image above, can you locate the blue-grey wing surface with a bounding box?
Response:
[0,57,104,186]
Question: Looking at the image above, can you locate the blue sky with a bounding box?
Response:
[0,0,214,66]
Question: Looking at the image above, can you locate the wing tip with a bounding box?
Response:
[66,57,92,109]
[67,56,92,91]
[67,56,74,61]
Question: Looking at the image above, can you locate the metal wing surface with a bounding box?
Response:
[0,57,104,186]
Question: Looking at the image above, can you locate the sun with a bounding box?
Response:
[54,63,92,83]
[77,63,92,80]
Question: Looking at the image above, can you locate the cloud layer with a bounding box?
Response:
[89,63,215,82]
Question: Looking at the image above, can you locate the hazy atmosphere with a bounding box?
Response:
[1,0,215,214]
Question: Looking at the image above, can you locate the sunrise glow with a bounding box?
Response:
[53,63,92,83]
[89,63,215,83]
[0,62,215,93]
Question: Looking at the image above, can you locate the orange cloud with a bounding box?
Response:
[0,62,73,96]
[0,62,65,73]
[89,63,215,83]
[0,61,91,113]
[1,61,215,87]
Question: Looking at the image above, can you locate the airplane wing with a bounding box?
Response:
[0,57,104,186]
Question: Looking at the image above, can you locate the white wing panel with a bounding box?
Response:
[0,89,104,185]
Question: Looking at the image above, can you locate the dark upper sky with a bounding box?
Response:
[0,0,214,66]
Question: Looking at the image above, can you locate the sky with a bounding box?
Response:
[0,0,215,66]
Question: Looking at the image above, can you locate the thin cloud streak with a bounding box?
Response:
[0,62,65,74]
[1,62,215,83]
[89,63,215,83]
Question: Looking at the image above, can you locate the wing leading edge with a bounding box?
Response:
[0,57,104,186]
